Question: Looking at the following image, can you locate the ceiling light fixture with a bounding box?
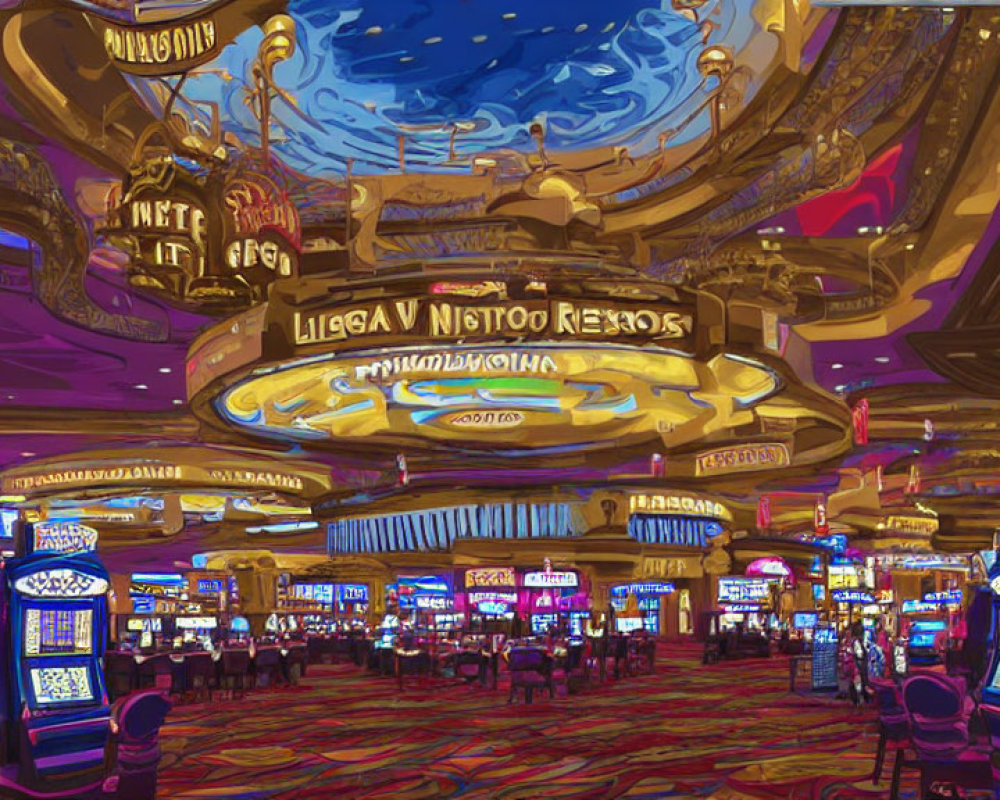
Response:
[134,384,148,390]
[172,399,184,406]
[874,356,891,364]
[831,363,843,370]
[159,367,172,374]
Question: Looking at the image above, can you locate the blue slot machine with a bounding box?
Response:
[1,520,111,791]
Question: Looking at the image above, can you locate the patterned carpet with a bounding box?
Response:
[156,643,914,800]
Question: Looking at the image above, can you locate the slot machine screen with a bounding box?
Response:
[793,612,818,629]
[531,613,559,634]
[910,620,945,648]
[24,608,93,656]
[29,666,94,705]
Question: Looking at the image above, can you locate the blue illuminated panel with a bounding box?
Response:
[629,515,723,548]
[328,502,583,554]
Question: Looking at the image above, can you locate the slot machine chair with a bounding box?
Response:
[507,647,553,705]
[101,690,172,800]
[901,672,992,799]
[869,677,911,796]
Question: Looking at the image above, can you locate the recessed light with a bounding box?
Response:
[365,26,382,35]
[471,34,487,43]
[172,399,184,406]
[134,384,148,390]
[5,395,13,400]
[502,13,516,20]
[541,26,554,33]
[574,23,588,33]
[834,384,845,392]
[874,356,891,364]
[20,452,34,458]
[159,367,172,374]
[831,363,843,370]
[602,22,616,32]
[905,243,916,250]
[423,36,442,45]
[399,56,414,63]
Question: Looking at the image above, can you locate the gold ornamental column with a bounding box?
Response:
[232,554,279,636]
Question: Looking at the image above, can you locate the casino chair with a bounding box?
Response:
[220,648,251,699]
[102,690,172,800]
[136,653,173,694]
[105,652,137,701]
[507,647,554,705]
[551,642,587,696]
[184,653,216,703]
[306,636,324,665]
[627,636,656,676]
[254,646,283,689]
[901,671,992,799]
[870,677,912,799]
[284,643,308,685]
[395,648,431,691]
[455,650,487,686]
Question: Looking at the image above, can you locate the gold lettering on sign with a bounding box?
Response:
[129,200,206,247]
[629,494,729,520]
[7,465,181,493]
[103,19,217,68]
[293,297,693,347]
[882,516,939,536]
[694,443,791,476]
[464,567,516,588]
[353,350,557,382]
[206,469,304,492]
[444,410,526,429]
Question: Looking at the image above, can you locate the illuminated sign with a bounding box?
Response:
[355,350,557,382]
[338,584,369,602]
[717,577,771,604]
[477,601,511,615]
[195,579,224,595]
[225,237,296,278]
[881,554,969,571]
[293,297,693,348]
[399,576,450,594]
[523,571,578,588]
[611,582,675,596]
[15,569,108,598]
[881,515,939,536]
[0,508,17,538]
[628,494,729,520]
[745,557,791,579]
[32,521,98,554]
[630,516,724,548]
[694,443,790,476]
[756,496,771,530]
[468,591,518,604]
[852,399,869,446]
[100,17,218,74]
[174,617,217,629]
[922,590,962,605]
[814,500,829,535]
[465,567,516,589]
[416,595,454,610]
[827,564,860,589]
[902,600,940,614]
[876,589,894,604]
[720,604,762,613]
[831,590,875,604]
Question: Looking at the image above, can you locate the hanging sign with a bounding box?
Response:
[831,589,875,604]
[814,499,829,535]
[415,595,453,610]
[468,591,518,604]
[99,16,219,75]
[756,495,772,531]
[717,577,772,604]
[881,515,938,536]
[745,557,792,580]
[611,582,675,596]
[852,398,869,446]
[922,590,962,605]
[694,443,790,476]
[628,493,729,520]
[523,571,578,588]
[464,567,516,589]
[31,521,99,555]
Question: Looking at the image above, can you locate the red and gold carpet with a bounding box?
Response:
[156,643,911,799]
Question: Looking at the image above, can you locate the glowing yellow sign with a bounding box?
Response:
[102,18,218,72]
[881,515,939,536]
[629,493,731,520]
[465,567,516,588]
[694,443,790,476]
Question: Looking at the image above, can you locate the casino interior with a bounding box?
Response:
[3,1,1000,799]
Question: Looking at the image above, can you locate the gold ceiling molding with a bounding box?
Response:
[1,445,332,500]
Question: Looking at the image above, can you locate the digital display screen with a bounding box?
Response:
[718,577,771,604]
[793,612,818,629]
[0,508,16,538]
[196,579,224,594]
[911,635,935,648]
[24,608,93,656]
[175,616,217,629]
[126,617,162,633]
[531,613,559,634]
[912,621,947,633]
[30,666,94,705]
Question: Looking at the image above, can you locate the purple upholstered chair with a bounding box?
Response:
[901,672,991,798]
[869,677,911,798]
[507,647,553,705]
[101,690,172,800]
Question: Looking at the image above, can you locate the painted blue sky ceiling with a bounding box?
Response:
[128,0,760,174]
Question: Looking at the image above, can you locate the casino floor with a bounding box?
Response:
[154,643,912,800]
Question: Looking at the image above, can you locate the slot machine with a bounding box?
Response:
[1,547,111,790]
